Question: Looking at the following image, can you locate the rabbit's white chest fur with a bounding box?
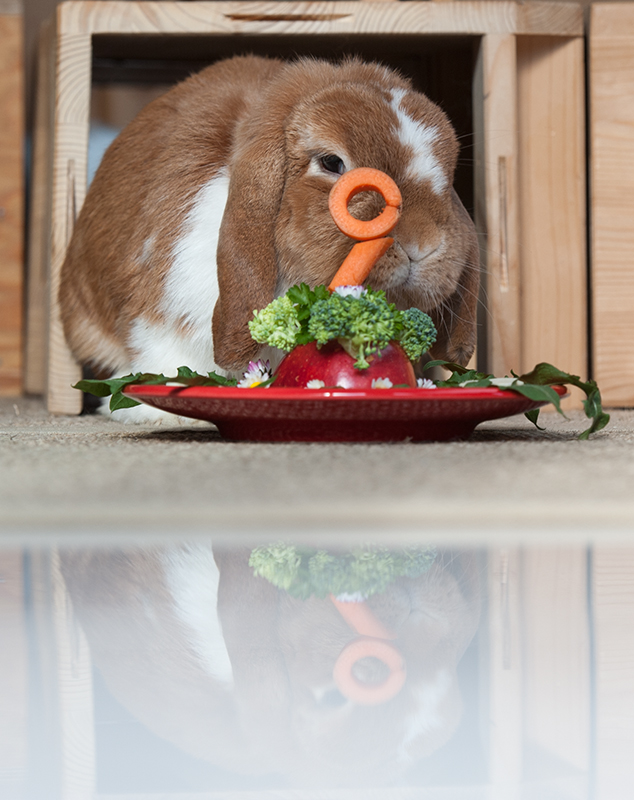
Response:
[128,170,230,376]
[109,172,230,424]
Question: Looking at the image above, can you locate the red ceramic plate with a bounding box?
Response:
[123,384,567,443]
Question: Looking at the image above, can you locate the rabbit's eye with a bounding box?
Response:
[319,155,345,175]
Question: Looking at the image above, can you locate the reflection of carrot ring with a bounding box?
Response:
[333,636,406,705]
[329,168,402,241]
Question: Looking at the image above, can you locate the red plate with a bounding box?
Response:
[123,385,567,443]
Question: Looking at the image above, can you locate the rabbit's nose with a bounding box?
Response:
[401,241,440,264]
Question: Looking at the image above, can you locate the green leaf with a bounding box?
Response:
[524,408,545,430]
[109,392,141,411]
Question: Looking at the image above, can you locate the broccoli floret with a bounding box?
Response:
[308,289,399,368]
[248,295,301,351]
[249,543,437,599]
[396,307,437,362]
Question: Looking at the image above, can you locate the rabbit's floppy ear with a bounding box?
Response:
[212,113,287,371]
[428,190,480,366]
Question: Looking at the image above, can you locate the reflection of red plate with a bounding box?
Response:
[123,385,567,443]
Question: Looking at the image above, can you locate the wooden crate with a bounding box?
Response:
[29,1,587,414]
[0,0,24,396]
[590,3,634,407]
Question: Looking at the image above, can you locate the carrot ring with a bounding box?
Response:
[328,238,394,293]
[329,168,402,241]
[333,636,406,705]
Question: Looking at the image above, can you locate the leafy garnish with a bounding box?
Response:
[73,369,240,411]
[423,360,609,439]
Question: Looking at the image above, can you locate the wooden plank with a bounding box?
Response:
[521,548,590,774]
[28,551,95,800]
[473,34,521,377]
[517,36,586,409]
[0,552,29,798]
[25,20,56,396]
[483,549,523,790]
[592,548,634,799]
[55,1,583,37]
[0,6,24,396]
[590,4,634,406]
[47,23,91,414]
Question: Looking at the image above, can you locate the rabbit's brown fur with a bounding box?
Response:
[60,55,479,414]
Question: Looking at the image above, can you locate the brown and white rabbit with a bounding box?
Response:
[60,55,479,422]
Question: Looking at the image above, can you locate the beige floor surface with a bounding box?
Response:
[1,398,633,543]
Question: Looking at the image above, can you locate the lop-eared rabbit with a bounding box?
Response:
[60,55,479,421]
[61,545,481,787]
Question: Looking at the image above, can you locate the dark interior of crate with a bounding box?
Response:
[91,33,477,215]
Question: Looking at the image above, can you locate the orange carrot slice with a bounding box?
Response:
[328,237,394,293]
[328,167,402,241]
[333,637,406,705]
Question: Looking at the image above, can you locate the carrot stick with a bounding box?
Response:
[329,167,402,241]
[328,237,394,293]
[329,594,396,640]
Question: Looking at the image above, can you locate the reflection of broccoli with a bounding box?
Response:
[249,296,301,352]
[249,543,437,600]
[397,307,437,362]
[248,283,437,369]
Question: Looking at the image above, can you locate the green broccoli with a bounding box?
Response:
[248,284,438,369]
[249,543,437,600]
[395,307,437,362]
[308,289,399,369]
[248,295,301,352]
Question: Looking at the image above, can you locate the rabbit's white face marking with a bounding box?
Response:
[162,170,230,331]
[390,90,447,194]
[397,669,452,763]
[162,545,234,686]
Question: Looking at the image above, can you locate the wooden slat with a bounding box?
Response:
[484,548,523,788]
[56,1,584,38]
[521,548,590,774]
[590,4,634,406]
[0,552,29,798]
[25,20,56,396]
[517,36,586,409]
[47,24,91,414]
[0,6,24,396]
[473,34,521,377]
[592,548,634,800]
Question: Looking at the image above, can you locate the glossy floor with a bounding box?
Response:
[2,538,634,800]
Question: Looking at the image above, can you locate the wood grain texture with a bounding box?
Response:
[0,13,24,396]
[517,36,586,409]
[590,4,634,406]
[0,552,29,798]
[473,34,521,377]
[56,1,583,37]
[47,25,91,414]
[521,548,590,774]
[26,20,55,395]
[592,548,634,800]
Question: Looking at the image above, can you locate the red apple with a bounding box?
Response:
[274,340,416,389]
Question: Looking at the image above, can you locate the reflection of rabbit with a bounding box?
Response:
[59,55,479,419]
[61,544,480,787]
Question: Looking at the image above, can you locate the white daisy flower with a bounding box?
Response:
[306,379,326,389]
[417,377,437,389]
[237,359,273,388]
[334,285,366,299]
[371,377,393,389]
